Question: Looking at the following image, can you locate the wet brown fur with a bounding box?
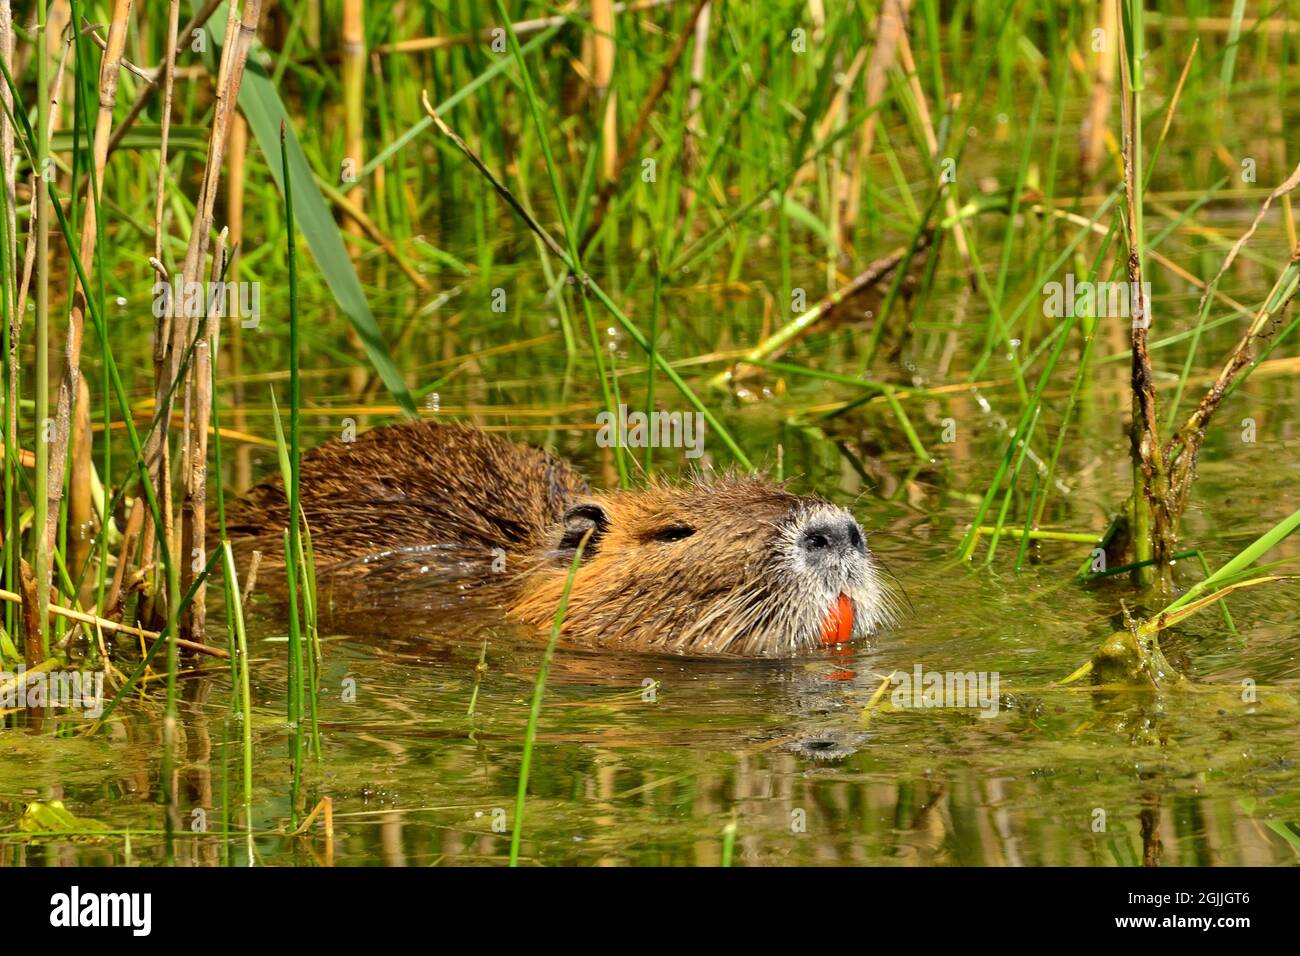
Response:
[514,476,811,654]
[224,421,587,567]
[224,420,887,656]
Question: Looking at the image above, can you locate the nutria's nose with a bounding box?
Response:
[797,517,866,558]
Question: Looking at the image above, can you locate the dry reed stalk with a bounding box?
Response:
[368,51,385,208]
[2,0,19,624]
[32,0,52,652]
[0,0,13,301]
[227,113,251,492]
[153,0,180,269]
[1081,0,1117,183]
[18,558,40,664]
[341,0,365,241]
[68,375,92,585]
[39,0,134,621]
[0,444,33,468]
[842,0,909,240]
[105,0,222,157]
[206,253,225,503]
[103,496,143,617]
[179,231,226,645]
[132,0,180,617]
[133,0,180,614]
[134,0,261,627]
[826,64,847,286]
[6,131,48,510]
[14,29,71,324]
[0,444,32,466]
[592,0,617,184]
[339,0,368,402]
[241,549,262,605]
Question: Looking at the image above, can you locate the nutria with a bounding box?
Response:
[223,420,895,657]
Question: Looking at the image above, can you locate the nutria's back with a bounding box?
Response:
[224,420,894,657]
[223,420,588,569]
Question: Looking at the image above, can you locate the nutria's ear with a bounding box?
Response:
[558,502,609,559]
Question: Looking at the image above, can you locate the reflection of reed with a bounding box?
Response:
[980,777,1022,866]
[1140,791,1163,867]
[380,811,405,867]
[182,673,220,865]
[908,781,951,864]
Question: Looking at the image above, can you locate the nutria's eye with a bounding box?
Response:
[647,525,695,543]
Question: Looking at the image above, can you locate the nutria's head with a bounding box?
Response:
[510,475,894,656]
